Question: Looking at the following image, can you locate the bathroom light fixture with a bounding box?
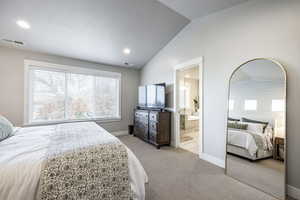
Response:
[123,48,131,55]
[16,20,30,29]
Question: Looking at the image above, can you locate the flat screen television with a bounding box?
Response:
[138,86,147,107]
[138,83,166,109]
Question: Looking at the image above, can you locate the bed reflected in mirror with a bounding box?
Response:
[226,58,286,200]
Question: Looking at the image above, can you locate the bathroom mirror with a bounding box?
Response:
[225,58,286,199]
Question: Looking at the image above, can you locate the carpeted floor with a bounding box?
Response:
[227,154,285,199]
[118,135,284,200]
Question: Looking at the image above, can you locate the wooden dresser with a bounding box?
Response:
[133,109,171,149]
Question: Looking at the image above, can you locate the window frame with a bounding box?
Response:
[24,60,121,126]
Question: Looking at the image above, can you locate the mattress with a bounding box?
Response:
[227,128,272,156]
[0,122,148,200]
[227,144,273,160]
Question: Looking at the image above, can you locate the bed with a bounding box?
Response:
[227,127,273,161]
[0,122,148,200]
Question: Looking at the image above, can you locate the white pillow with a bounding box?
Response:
[241,122,264,134]
[264,125,273,137]
[0,115,14,141]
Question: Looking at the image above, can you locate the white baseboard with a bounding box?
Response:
[199,153,225,168]
[111,130,128,136]
[288,185,300,200]
[170,139,176,147]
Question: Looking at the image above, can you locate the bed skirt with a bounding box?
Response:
[227,144,272,161]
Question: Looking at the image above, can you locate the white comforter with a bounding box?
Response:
[0,122,148,200]
[227,129,272,156]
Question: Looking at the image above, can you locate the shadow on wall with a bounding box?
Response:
[165,84,175,146]
[166,84,174,108]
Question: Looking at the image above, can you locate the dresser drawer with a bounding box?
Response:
[135,110,149,115]
[135,117,148,124]
[149,130,158,142]
[135,111,149,121]
[149,121,158,132]
[149,111,159,122]
[134,123,148,140]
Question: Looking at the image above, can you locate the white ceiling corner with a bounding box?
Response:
[157,0,250,20]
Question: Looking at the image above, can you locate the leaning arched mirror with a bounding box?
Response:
[226,58,286,199]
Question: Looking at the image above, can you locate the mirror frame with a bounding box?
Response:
[225,58,287,200]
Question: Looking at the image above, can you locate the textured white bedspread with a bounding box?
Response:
[0,122,148,200]
[227,129,271,156]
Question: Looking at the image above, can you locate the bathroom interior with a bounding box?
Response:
[178,66,200,154]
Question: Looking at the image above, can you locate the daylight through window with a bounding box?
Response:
[244,100,257,111]
[229,100,234,111]
[26,62,121,124]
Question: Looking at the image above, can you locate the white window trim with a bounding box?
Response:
[272,99,284,112]
[24,60,122,126]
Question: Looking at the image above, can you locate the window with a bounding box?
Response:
[25,60,121,124]
[244,100,257,111]
[272,99,284,112]
[30,70,66,122]
[229,100,234,111]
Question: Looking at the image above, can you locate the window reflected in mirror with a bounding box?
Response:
[244,100,257,111]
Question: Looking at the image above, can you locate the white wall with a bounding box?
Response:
[229,80,285,127]
[0,47,140,133]
[141,0,300,189]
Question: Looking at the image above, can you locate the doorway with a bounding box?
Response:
[174,57,203,155]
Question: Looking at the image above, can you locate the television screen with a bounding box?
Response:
[146,85,156,107]
[138,86,147,107]
[156,85,165,108]
[138,83,166,109]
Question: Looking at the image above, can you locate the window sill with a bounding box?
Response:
[23,117,122,127]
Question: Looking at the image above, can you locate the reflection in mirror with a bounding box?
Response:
[226,59,286,199]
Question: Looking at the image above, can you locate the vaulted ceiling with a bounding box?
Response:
[0,0,189,68]
[157,0,249,20]
[0,0,250,68]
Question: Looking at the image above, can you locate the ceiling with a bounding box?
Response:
[231,60,285,83]
[157,0,249,20]
[0,0,189,68]
[0,0,254,68]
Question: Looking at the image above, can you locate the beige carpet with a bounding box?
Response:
[118,135,286,200]
[227,154,285,199]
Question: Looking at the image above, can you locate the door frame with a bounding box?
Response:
[173,57,204,156]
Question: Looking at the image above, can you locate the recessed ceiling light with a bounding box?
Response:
[123,48,131,55]
[16,20,30,29]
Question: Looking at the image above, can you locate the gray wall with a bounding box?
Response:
[141,0,300,189]
[0,46,140,133]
